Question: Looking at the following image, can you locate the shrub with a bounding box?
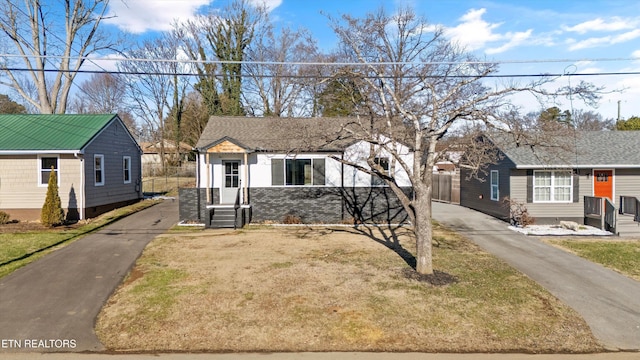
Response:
[0,211,10,225]
[282,214,303,224]
[503,197,535,227]
[41,167,64,227]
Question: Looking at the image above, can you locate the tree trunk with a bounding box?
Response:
[414,180,434,275]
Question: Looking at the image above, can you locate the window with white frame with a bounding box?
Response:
[533,170,572,202]
[490,170,499,201]
[39,156,59,186]
[123,156,131,184]
[371,157,390,186]
[94,154,104,186]
[271,158,325,186]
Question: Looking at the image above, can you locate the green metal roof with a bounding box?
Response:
[0,114,116,152]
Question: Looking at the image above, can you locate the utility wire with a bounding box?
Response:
[2,66,639,78]
[1,53,640,67]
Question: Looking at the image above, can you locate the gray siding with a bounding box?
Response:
[83,118,142,209]
[613,168,640,206]
[460,155,512,221]
[510,168,589,224]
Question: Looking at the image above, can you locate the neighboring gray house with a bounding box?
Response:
[460,131,640,234]
[0,114,142,221]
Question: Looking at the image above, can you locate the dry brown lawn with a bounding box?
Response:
[96,224,601,353]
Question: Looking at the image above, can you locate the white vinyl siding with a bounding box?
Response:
[490,170,499,201]
[94,154,104,186]
[534,170,572,203]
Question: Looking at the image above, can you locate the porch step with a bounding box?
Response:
[616,215,640,237]
[209,207,237,228]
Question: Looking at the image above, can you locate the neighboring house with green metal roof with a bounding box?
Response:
[460,131,640,235]
[0,114,142,221]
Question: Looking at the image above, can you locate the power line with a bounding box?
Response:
[2,66,640,79]
[1,53,640,67]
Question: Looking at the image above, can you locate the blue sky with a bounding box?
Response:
[101,0,640,119]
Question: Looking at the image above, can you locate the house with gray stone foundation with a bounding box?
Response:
[180,116,414,227]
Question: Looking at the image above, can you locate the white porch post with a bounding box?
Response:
[243,152,249,204]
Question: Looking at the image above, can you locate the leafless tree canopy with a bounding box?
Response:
[325,7,603,275]
[0,0,119,114]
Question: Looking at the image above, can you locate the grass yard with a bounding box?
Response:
[0,200,159,278]
[96,224,601,353]
[546,238,640,281]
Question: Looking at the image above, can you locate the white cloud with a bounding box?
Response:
[104,0,211,34]
[568,29,640,51]
[562,17,637,34]
[248,0,282,11]
[444,8,533,55]
[486,29,532,55]
[444,8,502,51]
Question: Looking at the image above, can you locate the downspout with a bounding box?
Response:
[74,152,85,220]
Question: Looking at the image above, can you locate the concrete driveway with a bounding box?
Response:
[432,201,640,351]
[0,199,178,352]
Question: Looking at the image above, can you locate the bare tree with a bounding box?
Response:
[243,23,319,117]
[70,73,137,134]
[0,0,118,114]
[571,109,614,130]
[72,73,127,113]
[119,31,189,173]
[326,7,600,275]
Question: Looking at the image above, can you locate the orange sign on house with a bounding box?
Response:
[593,169,613,200]
[207,140,246,153]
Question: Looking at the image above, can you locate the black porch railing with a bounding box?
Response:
[619,195,640,223]
[584,196,616,233]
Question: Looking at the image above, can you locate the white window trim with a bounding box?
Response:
[94,154,105,186]
[123,156,131,184]
[533,170,573,203]
[38,155,60,187]
[490,170,499,201]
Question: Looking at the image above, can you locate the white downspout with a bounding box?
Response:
[75,152,85,220]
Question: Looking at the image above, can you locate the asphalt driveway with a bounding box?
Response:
[432,201,640,351]
[0,199,178,352]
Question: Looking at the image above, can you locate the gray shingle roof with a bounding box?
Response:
[492,131,640,168]
[196,116,360,152]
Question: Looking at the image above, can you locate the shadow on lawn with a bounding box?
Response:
[332,224,458,287]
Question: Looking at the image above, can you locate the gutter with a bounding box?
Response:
[0,150,84,155]
[515,164,640,169]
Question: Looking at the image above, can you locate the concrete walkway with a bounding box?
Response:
[0,199,178,352]
[432,201,640,351]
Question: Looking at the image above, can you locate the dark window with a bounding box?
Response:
[95,154,104,186]
[40,157,58,185]
[371,157,390,186]
[123,156,131,183]
[272,158,325,186]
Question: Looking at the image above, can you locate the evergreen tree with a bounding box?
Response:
[41,166,64,227]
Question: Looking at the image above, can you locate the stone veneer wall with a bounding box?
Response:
[179,187,412,224]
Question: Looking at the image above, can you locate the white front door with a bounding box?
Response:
[221,160,240,204]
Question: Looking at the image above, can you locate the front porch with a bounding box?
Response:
[584,195,640,237]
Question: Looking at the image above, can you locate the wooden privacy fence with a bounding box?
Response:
[432,172,460,204]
